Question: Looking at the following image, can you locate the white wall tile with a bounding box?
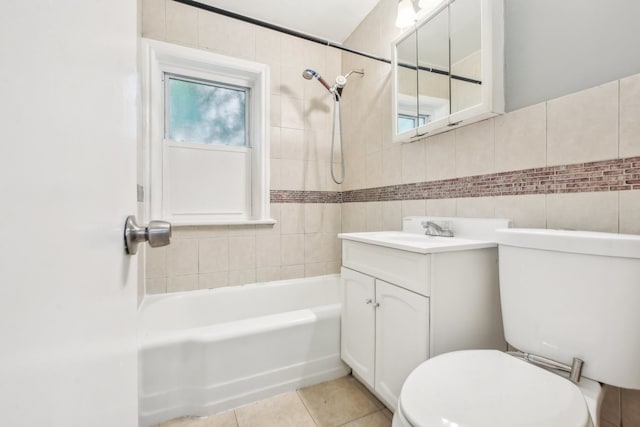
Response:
[365,202,383,231]
[494,194,546,228]
[494,103,546,172]
[426,199,457,216]
[402,200,426,217]
[620,73,640,158]
[254,27,281,67]
[366,151,383,188]
[281,96,305,130]
[229,269,256,286]
[166,0,198,46]
[199,237,229,273]
[141,0,166,40]
[547,81,619,166]
[197,11,255,60]
[619,190,640,235]
[280,204,305,234]
[402,142,426,184]
[256,235,281,268]
[305,263,326,277]
[167,239,198,276]
[279,159,305,191]
[381,146,403,186]
[167,274,198,293]
[228,236,256,270]
[256,267,281,283]
[199,272,228,289]
[280,128,305,160]
[145,246,167,279]
[425,131,456,181]
[546,191,619,232]
[304,204,324,233]
[281,264,305,280]
[341,203,366,233]
[456,197,495,218]
[146,278,167,294]
[455,119,495,177]
[381,201,402,231]
[323,204,342,235]
[281,234,305,265]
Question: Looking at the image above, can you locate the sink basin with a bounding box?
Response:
[338,231,497,254]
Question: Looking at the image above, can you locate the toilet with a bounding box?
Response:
[393,228,640,427]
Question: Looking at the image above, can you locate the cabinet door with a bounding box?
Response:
[375,280,429,410]
[341,267,376,388]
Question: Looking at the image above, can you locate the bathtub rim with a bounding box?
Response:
[139,273,341,313]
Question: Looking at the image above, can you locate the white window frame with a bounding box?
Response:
[140,38,273,225]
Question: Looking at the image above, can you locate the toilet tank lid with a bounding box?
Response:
[496,228,640,259]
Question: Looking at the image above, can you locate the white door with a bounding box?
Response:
[0,2,139,426]
[375,280,429,410]
[341,267,376,388]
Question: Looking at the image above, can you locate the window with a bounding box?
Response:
[142,39,272,225]
[397,114,430,133]
[166,75,249,147]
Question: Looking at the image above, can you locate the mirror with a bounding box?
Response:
[450,0,482,114]
[416,7,450,126]
[395,31,419,134]
[392,0,503,142]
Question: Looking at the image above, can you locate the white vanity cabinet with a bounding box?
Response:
[339,226,507,410]
[341,268,429,408]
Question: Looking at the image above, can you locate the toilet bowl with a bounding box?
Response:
[393,350,601,427]
[393,228,640,427]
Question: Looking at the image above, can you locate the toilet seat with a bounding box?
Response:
[398,350,591,427]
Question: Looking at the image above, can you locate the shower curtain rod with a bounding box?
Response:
[172,0,481,85]
[172,0,390,63]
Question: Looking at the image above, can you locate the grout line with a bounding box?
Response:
[335,409,383,427]
[233,408,240,427]
[295,389,318,427]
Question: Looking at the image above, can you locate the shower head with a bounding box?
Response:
[301,68,332,92]
[302,69,317,80]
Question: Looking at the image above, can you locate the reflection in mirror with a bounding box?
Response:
[416,7,450,125]
[396,31,418,135]
[450,0,482,114]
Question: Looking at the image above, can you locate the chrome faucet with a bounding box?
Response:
[421,221,454,237]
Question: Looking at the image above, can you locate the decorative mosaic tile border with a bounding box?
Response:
[270,190,343,203]
[271,156,640,204]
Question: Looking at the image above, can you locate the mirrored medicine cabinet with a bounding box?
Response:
[392,0,504,143]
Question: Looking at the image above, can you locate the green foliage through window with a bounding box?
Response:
[167,76,248,147]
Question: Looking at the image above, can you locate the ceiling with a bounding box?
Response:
[193,0,381,43]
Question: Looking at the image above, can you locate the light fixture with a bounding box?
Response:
[418,0,444,12]
[395,0,417,28]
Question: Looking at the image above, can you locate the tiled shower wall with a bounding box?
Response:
[140,0,343,293]
[341,1,640,425]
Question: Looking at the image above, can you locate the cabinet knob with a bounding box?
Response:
[373,302,380,308]
[365,298,373,304]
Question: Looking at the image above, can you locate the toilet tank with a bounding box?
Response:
[496,228,640,389]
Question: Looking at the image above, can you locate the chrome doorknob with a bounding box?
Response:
[124,215,172,255]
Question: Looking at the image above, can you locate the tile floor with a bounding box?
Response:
[156,376,392,427]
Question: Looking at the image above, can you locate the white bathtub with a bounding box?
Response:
[138,275,348,426]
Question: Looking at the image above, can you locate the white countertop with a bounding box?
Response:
[338,231,497,254]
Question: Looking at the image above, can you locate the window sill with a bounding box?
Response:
[169,218,277,226]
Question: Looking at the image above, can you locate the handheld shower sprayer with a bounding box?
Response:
[301,68,365,185]
[302,69,332,92]
[302,68,365,96]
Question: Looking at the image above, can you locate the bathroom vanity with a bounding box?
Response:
[338,217,509,410]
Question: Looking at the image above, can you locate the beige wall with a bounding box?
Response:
[341,0,640,236]
[140,0,343,293]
